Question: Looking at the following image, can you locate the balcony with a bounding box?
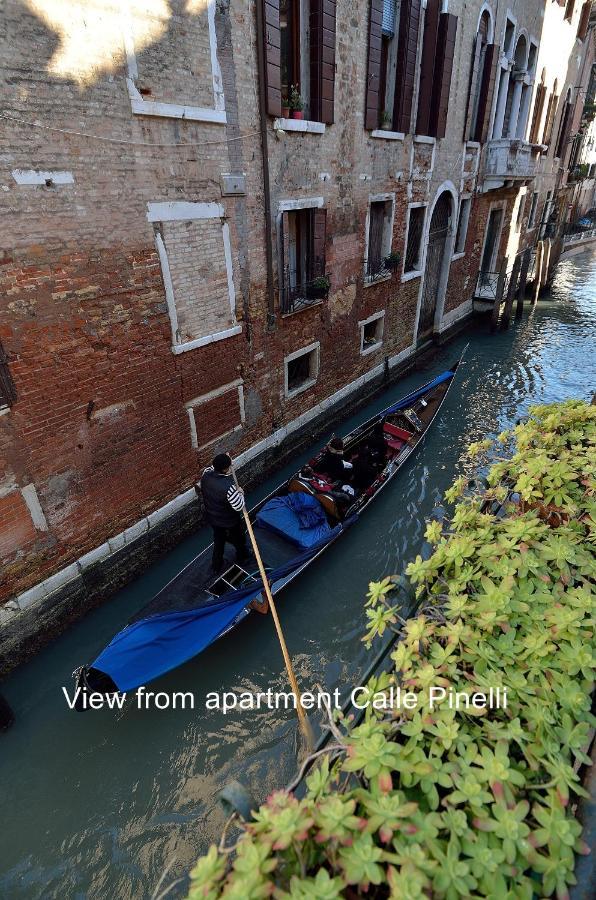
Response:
[280,269,330,316]
[482,139,539,191]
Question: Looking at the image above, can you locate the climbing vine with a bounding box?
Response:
[187,399,595,899]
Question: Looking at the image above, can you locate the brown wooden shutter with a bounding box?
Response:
[263,0,282,116]
[310,0,336,124]
[393,0,422,133]
[365,0,384,129]
[543,93,559,145]
[416,0,440,135]
[429,13,457,139]
[463,35,482,140]
[475,43,499,143]
[312,208,327,276]
[577,2,591,40]
[555,101,573,160]
[0,342,16,408]
[529,82,546,144]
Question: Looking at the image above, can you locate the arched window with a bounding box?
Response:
[463,8,496,142]
[502,34,528,137]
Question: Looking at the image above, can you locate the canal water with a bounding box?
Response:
[1,248,595,900]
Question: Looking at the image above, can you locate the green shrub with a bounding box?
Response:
[187,400,595,899]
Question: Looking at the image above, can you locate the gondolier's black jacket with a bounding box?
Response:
[200,467,245,528]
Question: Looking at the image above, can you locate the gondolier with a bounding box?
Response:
[200,453,249,574]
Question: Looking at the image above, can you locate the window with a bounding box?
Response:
[365,0,422,132]
[365,195,395,280]
[564,0,575,22]
[454,197,472,254]
[529,70,547,144]
[542,81,559,146]
[528,192,539,228]
[416,1,458,138]
[578,2,591,40]
[555,89,573,160]
[149,201,240,354]
[360,312,385,354]
[463,11,498,143]
[285,343,320,396]
[540,191,554,239]
[279,204,327,314]
[0,342,16,411]
[516,193,527,231]
[404,206,425,273]
[265,0,337,123]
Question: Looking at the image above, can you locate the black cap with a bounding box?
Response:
[213,453,232,473]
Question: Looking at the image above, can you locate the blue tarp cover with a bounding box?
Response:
[382,370,453,416]
[90,517,355,692]
[256,492,338,549]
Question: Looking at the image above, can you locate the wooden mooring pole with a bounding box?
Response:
[501,253,522,329]
[515,248,532,318]
[491,256,508,331]
[533,241,543,304]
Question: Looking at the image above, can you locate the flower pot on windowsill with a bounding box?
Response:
[384,253,401,272]
[305,277,330,300]
[282,105,291,118]
[291,109,304,120]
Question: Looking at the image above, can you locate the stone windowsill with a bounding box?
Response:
[285,376,318,399]
[172,324,242,355]
[370,129,405,141]
[363,273,392,288]
[274,118,326,134]
[413,135,436,145]
[451,251,466,261]
[281,299,324,318]
[361,341,383,356]
[401,269,422,283]
[0,406,10,417]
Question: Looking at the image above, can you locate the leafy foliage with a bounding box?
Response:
[186,400,595,899]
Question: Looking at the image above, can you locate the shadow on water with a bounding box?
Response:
[1,249,595,898]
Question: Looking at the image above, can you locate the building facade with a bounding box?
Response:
[0,0,594,666]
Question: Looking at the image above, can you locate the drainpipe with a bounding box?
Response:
[255,0,276,329]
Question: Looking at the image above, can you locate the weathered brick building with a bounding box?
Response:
[0,0,593,667]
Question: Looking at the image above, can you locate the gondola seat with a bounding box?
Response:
[383,422,413,453]
[256,492,340,549]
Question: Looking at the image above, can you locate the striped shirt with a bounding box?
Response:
[226,484,245,511]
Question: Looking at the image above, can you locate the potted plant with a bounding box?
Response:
[306,275,330,299]
[380,110,392,131]
[384,251,401,271]
[281,96,290,118]
[289,85,304,120]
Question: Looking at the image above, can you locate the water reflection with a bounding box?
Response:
[1,248,595,899]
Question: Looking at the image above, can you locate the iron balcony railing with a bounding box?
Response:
[563,227,596,246]
[475,269,510,301]
[280,267,329,315]
[365,257,390,282]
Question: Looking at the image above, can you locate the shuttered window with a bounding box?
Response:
[365,0,421,132]
[543,90,559,146]
[0,342,16,409]
[280,207,327,313]
[416,5,458,138]
[393,0,421,133]
[529,80,547,144]
[463,12,497,143]
[310,0,337,123]
[555,98,573,160]
[475,43,499,143]
[366,198,393,279]
[263,0,336,123]
[577,2,591,40]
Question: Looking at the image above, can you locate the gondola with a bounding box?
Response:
[74,350,465,701]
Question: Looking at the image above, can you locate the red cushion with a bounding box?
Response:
[383,422,413,441]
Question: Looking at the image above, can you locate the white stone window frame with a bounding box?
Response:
[363,193,396,286]
[276,196,325,302]
[148,201,241,355]
[402,202,427,283]
[452,194,472,259]
[185,379,245,451]
[479,198,507,275]
[284,342,320,399]
[122,0,226,124]
[359,311,386,356]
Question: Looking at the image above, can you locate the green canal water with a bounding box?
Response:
[1,248,595,899]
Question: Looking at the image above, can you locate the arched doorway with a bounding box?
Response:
[418,192,452,341]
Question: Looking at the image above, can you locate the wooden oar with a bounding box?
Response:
[231,467,314,746]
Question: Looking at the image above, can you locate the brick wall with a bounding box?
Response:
[1,0,555,623]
